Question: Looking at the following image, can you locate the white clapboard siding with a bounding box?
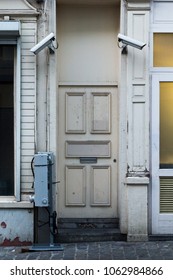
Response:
[21,122,35,130]
[22,116,35,123]
[21,42,35,50]
[21,142,35,149]
[21,155,34,163]
[21,136,35,144]
[21,175,34,184]
[21,53,35,61]
[21,36,35,44]
[21,177,34,185]
[21,83,35,90]
[21,129,35,136]
[22,76,36,83]
[21,95,35,105]
[21,168,34,176]
[22,69,36,76]
[22,89,35,95]
[21,149,35,156]
[22,62,35,70]
[21,28,35,35]
[22,162,33,169]
[20,20,36,192]
[21,179,33,186]
[21,102,35,110]
[21,109,35,117]
[21,52,34,58]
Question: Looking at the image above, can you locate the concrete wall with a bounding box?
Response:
[57,4,120,84]
[0,209,33,245]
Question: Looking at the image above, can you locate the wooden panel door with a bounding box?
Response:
[58,87,118,218]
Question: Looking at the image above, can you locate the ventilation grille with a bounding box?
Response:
[160,178,173,213]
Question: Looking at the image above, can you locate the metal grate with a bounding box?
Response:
[160,178,173,213]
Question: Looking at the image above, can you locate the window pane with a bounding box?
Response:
[0,45,14,195]
[160,82,173,168]
[154,33,173,67]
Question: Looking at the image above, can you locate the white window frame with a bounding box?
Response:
[15,37,21,202]
[150,0,173,235]
[150,24,173,73]
[0,37,21,202]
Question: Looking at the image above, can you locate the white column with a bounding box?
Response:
[120,0,150,241]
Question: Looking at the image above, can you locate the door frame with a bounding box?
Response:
[151,73,173,234]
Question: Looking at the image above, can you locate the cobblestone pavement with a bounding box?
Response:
[1,241,173,260]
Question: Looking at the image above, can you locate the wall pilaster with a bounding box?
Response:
[119,0,150,241]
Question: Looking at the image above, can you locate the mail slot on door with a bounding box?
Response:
[80,157,97,164]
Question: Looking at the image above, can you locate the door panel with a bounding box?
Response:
[65,165,86,206]
[58,87,118,218]
[66,141,111,158]
[66,92,86,133]
[91,92,111,133]
[90,165,111,206]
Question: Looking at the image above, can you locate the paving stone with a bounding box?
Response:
[1,241,173,260]
[27,253,40,260]
[113,256,125,260]
[87,255,99,260]
[51,253,64,260]
[1,255,14,260]
[100,254,112,260]
[38,252,52,260]
[76,253,88,260]
[77,243,88,249]
[14,254,30,260]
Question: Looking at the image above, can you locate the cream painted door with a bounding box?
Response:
[58,86,118,218]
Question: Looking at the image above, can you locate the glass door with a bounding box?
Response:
[152,75,173,234]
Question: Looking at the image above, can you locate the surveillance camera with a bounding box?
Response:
[30,32,56,54]
[117,33,146,50]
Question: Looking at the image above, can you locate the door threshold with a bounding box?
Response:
[149,234,173,241]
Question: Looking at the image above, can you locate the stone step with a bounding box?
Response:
[58,218,119,229]
[149,234,173,241]
[56,218,126,243]
[56,228,126,243]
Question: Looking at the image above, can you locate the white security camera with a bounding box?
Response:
[30,32,56,54]
[117,33,146,50]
